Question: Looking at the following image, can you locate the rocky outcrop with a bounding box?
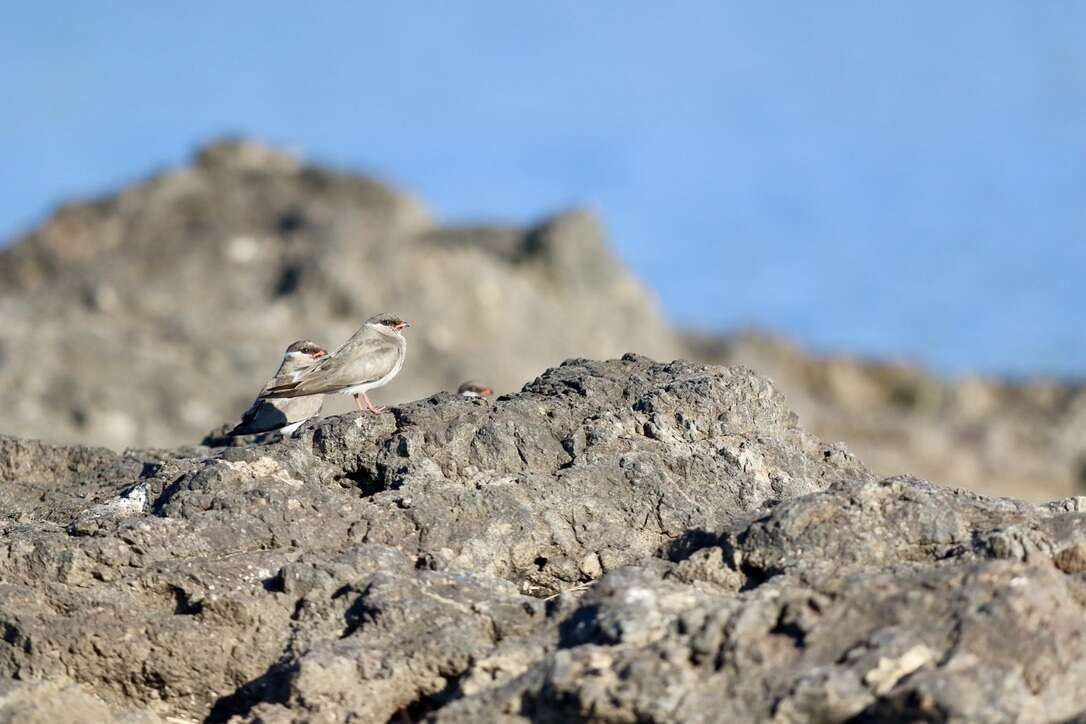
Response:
[437,477,1086,723]
[3,138,1085,504]
[692,331,1086,502]
[0,140,680,450]
[3,356,1086,722]
[0,356,861,722]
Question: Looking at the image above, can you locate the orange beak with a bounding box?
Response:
[481,387,493,397]
[313,350,327,358]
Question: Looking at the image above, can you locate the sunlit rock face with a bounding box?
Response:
[0,139,679,450]
[5,356,1086,722]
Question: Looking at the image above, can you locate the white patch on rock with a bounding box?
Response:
[226,235,261,263]
[863,645,934,695]
[83,482,149,519]
[221,457,304,487]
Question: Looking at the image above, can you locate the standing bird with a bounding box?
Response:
[229,340,328,436]
[458,381,493,398]
[263,314,409,414]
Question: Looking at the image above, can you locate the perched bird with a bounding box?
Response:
[263,314,409,414]
[458,381,493,398]
[229,340,329,436]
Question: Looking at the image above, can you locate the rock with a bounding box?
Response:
[688,330,1086,502]
[0,436,147,523]
[435,477,1086,723]
[1053,544,1086,574]
[0,680,163,724]
[81,482,149,520]
[0,357,867,722]
[0,140,680,450]
[4,356,1086,721]
[3,137,1085,507]
[862,644,934,696]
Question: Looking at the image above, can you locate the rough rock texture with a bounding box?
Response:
[0,357,867,722]
[2,138,1084,503]
[437,477,1086,723]
[0,140,678,450]
[691,331,1086,502]
[0,680,162,724]
[4,356,1086,722]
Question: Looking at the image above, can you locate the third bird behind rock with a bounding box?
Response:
[457,381,493,398]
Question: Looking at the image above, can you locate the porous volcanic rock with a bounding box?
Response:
[4,356,1086,722]
[0,356,869,722]
[436,479,1086,723]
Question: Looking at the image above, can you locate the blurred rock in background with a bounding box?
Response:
[1,140,1083,502]
[690,332,1086,502]
[0,140,680,448]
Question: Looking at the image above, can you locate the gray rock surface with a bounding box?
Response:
[3,356,1086,722]
[0,139,679,450]
[692,331,1086,502]
[0,356,866,722]
[2,137,1085,504]
[0,680,163,724]
[439,477,1086,723]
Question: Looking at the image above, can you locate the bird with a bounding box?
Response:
[229,340,329,436]
[457,381,493,398]
[263,313,409,414]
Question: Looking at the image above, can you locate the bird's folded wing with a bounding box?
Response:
[229,400,290,436]
[258,369,307,397]
[264,338,400,397]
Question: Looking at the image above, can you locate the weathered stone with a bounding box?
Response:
[4,357,1086,722]
[0,141,680,450]
[0,357,868,721]
[435,478,1086,724]
[2,138,1083,505]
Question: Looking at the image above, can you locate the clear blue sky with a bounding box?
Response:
[3,2,1085,376]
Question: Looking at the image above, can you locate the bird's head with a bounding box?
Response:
[284,340,328,360]
[458,381,493,398]
[365,314,411,334]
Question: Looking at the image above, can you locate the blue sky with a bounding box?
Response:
[3,2,1085,375]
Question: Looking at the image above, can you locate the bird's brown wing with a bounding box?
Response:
[263,335,400,398]
[257,367,308,396]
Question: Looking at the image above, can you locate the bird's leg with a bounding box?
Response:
[361,391,386,414]
[352,394,366,412]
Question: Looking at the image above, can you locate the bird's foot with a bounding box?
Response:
[361,392,385,414]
